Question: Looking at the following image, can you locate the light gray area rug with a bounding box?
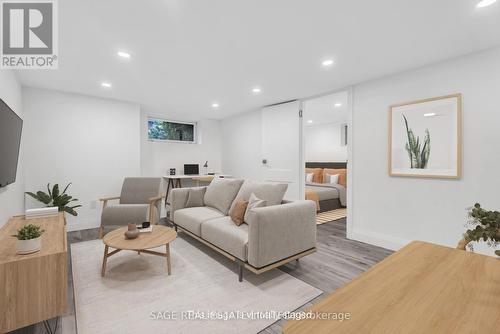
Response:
[71,237,322,334]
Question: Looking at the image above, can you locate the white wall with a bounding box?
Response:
[22,88,141,231]
[305,122,347,162]
[350,47,500,255]
[221,110,263,181]
[0,71,24,226]
[140,111,222,181]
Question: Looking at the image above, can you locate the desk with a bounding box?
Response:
[283,241,500,334]
[163,174,232,206]
[0,213,67,333]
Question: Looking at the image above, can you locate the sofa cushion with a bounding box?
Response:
[228,180,288,216]
[185,187,206,208]
[201,216,249,261]
[204,178,244,215]
[174,207,224,236]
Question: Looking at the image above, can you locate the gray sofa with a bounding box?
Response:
[170,178,317,281]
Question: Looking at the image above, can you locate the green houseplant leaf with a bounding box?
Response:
[13,224,45,240]
[458,203,500,258]
[25,183,80,216]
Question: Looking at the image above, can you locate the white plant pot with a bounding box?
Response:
[16,236,42,255]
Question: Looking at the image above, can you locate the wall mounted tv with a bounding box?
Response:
[0,99,23,188]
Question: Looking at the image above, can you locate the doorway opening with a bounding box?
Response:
[301,90,349,226]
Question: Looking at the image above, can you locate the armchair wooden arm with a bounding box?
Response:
[99,196,120,209]
[148,195,164,224]
[148,195,164,206]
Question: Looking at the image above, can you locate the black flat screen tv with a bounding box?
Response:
[0,99,23,188]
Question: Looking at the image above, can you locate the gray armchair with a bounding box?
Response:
[99,177,163,238]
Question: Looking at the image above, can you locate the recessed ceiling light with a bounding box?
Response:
[307,120,313,124]
[252,87,262,94]
[117,51,131,59]
[477,0,497,8]
[321,59,334,67]
[212,102,219,109]
[424,113,437,117]
[334,103,342,108]
[101,82,112,88]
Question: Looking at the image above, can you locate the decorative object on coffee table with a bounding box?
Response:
[124,223,139,239]
[13,224,45,254]
[457,203,500,257]
[101,225,177,277]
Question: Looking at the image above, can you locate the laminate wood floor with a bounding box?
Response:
[9,218,392,334]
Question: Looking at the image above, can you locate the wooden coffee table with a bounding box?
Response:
[101,225,177,277]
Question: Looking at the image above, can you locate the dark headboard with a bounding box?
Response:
[306,162,347,169]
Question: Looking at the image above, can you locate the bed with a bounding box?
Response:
[305,162,347,212]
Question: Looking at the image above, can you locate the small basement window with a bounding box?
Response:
[148,118,196,143]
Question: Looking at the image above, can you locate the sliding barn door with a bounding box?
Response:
[261,101,302,200]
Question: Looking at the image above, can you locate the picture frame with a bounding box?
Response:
[389,94,462,179]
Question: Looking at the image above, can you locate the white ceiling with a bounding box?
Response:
[304,91,348,125]
[16,0,500,121]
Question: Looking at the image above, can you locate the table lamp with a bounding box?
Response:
[203,161,208,175]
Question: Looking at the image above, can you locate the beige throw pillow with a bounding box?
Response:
[228,180,287,216]
[204,178,244,215]
[230,200,248,226]
[244,193,267,224]
[185,187,205,207]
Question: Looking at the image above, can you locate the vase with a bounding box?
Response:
[125,223,139,239]
[17,236,42,254]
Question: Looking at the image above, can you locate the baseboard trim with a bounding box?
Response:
[347,228,411,251]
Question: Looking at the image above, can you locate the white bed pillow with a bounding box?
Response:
[305,173,314,182]
[327,174,340,184]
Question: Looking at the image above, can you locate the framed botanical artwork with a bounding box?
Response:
[389,94,461,179]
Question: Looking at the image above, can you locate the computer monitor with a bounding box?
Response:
[184,164,199,175]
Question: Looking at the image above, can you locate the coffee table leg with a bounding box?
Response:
[166,243,171,275]
[101,245,109,277]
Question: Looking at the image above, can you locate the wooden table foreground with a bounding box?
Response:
[283,241,500,334]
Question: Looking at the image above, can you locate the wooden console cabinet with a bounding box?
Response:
[0,213,68,332]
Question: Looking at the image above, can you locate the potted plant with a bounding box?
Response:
[457,203,500,257]
[13,224,45,254]
[26,183,81,216]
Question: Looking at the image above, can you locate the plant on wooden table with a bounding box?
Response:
[26,183,81,216]
[457,203,500,257]
[13,224,45,240]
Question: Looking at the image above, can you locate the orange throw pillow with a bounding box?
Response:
[230,200,249,226]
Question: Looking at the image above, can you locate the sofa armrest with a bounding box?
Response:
[246,200,317,268]
[170,187,207,221]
